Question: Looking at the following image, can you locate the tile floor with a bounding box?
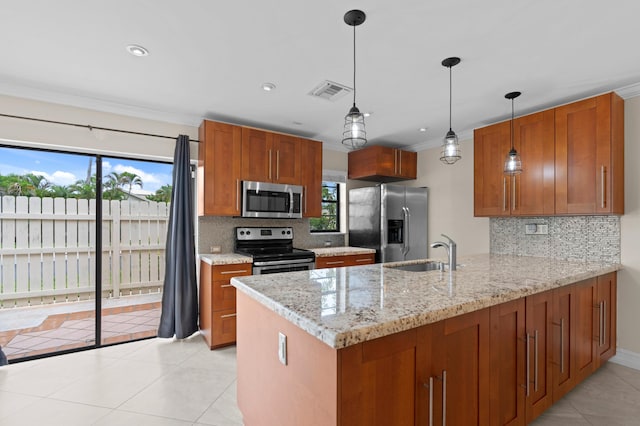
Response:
[1,334,639,425]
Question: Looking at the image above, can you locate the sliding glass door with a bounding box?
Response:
[0,146,172,362]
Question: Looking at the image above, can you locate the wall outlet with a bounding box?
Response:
[210,246,221,253]
[278,332,288,365]
[525,224,549,235]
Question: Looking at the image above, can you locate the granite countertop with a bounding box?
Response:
[310,246,376,257]
[231,254,621,350]
[199,253,252,266]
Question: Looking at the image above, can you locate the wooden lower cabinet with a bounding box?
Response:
[489,292,553,425]
[596,272,617,365]
[315,253,375,269]
[199,261,252,349]
[236,273,616,426]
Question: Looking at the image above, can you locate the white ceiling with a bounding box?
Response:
[2,0,640,152]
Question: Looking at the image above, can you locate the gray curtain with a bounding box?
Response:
[158,135,198,338]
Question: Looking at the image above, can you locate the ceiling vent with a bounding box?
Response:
[308,80,352,101]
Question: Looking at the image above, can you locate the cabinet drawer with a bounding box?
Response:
[211,308,237,348]
[316,253,375,268]
[212,263,252,281]
[212,279,236,311]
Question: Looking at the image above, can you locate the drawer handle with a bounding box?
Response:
[220,284,233,288]
[325,261,345,265]
[220,313,237,319]
[355,258,371,262]
[220,269,250,275]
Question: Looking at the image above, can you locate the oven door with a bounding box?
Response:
[253,259,315,275]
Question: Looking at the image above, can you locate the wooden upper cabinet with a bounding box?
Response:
[198,120,242,216]
[555,92,624,214]
[475,91,623,217]
[241,128,301,184]
[348,145,417,182]
[300,138,323,217]
[474,121,512,216]
[512,109,556,216]
[475,110,554,217]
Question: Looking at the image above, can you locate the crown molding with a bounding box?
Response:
[615,82,640,99]
[0,80,203,127]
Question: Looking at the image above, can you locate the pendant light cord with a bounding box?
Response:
[449,65,453,130]
[352,24,357,107]
[510,98,514,150]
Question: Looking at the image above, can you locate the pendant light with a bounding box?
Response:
[440,57,461,164]
[342,10,367,150]
[504,91,523,175]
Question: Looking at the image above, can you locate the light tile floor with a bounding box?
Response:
[1,334,639,425]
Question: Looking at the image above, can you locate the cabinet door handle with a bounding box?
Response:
[533,330,539,392]
[221,269,250,275]
[441,370,447,426]
[602,301,606,347]
[423,377,434,426]
[269,149,273,180]
[503,177,507,212]
[236,179,240,212]
[559,318,565,373]
[276,150,280,180]
[303,186,307,213]
[394,149,398,174]
[525,332,531,396]
[512,176,516,211]
[220,313,237,319]
[601,165,606,208]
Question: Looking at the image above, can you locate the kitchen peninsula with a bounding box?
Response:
[231,254,619,426]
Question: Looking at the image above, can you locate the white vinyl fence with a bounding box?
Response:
[0,196,170,308]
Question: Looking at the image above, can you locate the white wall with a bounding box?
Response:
[414,138,490,256]
[619,95,640,354]
[0,94,198,161]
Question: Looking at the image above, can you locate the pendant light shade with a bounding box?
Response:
[342,10,367,150]
[504,91,523,175]
[440,57,461,165]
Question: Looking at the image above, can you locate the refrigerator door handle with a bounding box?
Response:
[402,206,410,256]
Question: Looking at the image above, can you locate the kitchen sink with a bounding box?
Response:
[385,261,444,272]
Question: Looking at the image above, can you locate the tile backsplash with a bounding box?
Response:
[490,216,620,263]
[198,216,345,254]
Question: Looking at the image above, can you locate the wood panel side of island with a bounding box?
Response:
[236,292,338,426]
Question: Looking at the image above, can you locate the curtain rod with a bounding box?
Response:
[0,112,200,143]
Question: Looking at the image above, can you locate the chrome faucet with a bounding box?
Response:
[430,234,457,271]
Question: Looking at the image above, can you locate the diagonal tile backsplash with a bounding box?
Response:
[490,216,620,263]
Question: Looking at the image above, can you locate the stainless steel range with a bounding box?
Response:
[234,227,315,275]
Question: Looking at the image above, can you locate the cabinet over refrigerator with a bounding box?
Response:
[349,185,428,263]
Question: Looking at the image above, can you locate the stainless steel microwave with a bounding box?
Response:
[241,181,303,219]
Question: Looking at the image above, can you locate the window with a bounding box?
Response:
[310,181,340,232]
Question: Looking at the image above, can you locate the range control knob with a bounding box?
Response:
[246,231,251,235]
[282,230,286,235]
[239,231,245,235]
[287,230,291,235]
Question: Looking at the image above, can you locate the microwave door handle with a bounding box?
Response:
[288,189,293,217]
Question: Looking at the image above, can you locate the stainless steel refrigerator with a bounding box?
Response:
[349,185,428,263]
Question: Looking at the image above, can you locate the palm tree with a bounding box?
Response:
[106,171,143,196]
[146,184,172,203]
[69,176,97,199]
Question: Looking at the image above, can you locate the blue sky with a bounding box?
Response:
[0,147,173,194]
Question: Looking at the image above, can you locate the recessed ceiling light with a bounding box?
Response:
[262,82,276,91]
[126,44,149,57]
[363,112,372,117]
[419,127,428,132]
